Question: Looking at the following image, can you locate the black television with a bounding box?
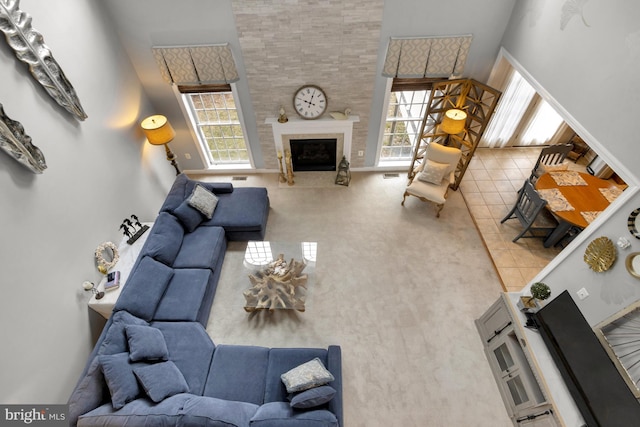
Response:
[533,290,640,426]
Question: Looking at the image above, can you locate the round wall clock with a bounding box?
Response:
[293,85,327,120]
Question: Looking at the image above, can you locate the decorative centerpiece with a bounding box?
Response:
[120,214,149,245]
[243,254,308,312]
[518,282,551,313]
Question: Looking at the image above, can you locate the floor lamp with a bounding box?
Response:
[141,115,180,175]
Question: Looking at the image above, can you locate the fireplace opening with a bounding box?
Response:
[289,139,337,171]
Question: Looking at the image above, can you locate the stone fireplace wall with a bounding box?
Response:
[231,0,384,170]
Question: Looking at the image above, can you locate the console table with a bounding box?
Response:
[476,293,584,426]
[88,223,152,318]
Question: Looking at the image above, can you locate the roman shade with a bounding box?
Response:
[152,44,239,86]
[382,35,473,78]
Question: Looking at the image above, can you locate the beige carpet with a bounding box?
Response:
[194,172,511,427]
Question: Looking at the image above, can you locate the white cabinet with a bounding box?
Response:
[476,295,559,426]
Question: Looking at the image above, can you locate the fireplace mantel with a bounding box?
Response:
[266,115,359,162]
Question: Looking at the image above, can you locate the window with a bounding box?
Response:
[180,85,251,167]
[378,79,440,164]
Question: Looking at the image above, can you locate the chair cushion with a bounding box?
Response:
[181,396,259,427]
[418,159,449,184]
[133,361,190,402]
[405,178,449,204]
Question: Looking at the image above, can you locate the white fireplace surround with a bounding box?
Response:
[266,116,359,165]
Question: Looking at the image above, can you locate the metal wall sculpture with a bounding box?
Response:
[0,0,87,121]
[0,103,46,173]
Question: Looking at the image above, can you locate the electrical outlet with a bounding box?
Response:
[358,150,364,157]
[577,288,589,300]
[185,153,191,160]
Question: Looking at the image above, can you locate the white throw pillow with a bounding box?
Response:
[188,184,218,219]
[417,159,449,185]
[280,358,335,393]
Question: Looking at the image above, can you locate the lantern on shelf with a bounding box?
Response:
[335,156,351,186]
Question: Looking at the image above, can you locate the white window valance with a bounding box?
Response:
[382,35,473,78]
[152,44,239,85]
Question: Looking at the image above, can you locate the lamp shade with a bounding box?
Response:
[440,109,467,134]
[141,115,176,145]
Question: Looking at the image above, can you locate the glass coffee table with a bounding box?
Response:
[242,241,317,312]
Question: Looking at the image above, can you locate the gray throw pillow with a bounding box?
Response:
[188,184,218,219]
[125,325,169,362]
[290,385,336,409]
[133,361,189,403]
[280,358,335,393]
[100,353,147,409]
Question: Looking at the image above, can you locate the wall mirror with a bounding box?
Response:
[594,301,640,398]
[626,253,640,279]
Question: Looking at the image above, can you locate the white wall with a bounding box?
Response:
[0,0,172,403]
[364,0,517,165]
[501,1,640,325]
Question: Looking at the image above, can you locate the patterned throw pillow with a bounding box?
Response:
[280,358,335,393]
[417,159,449,185]
[188,184,218,219]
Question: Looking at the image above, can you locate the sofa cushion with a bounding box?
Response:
[173,226,226,270]
[280,358,335,393]
[151,321,215,396]
[205,187,269,234]
[125,325,169,362]
[77,393,191,426]
[290,386,336,409]
[68,357,107,427]
[153,268,211,321]
[99,353,147,410]
[250,402,338,427]
[113,256,174,321]
[173,200,204,232]
[204,345,269,405]
[189,184,218,219]
[141,212,184,265]
[181,395,259,427]
[99,311,148,355]
[133,361,189,403]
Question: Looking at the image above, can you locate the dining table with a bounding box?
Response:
[534,171,624,247]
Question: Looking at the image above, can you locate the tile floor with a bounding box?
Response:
[459,147,590,292]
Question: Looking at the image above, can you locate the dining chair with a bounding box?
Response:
[529,143,573,182]
[401,142,462,217]
[501,180,559,242]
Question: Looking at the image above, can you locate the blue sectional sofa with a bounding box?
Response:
[68,174,343,427]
